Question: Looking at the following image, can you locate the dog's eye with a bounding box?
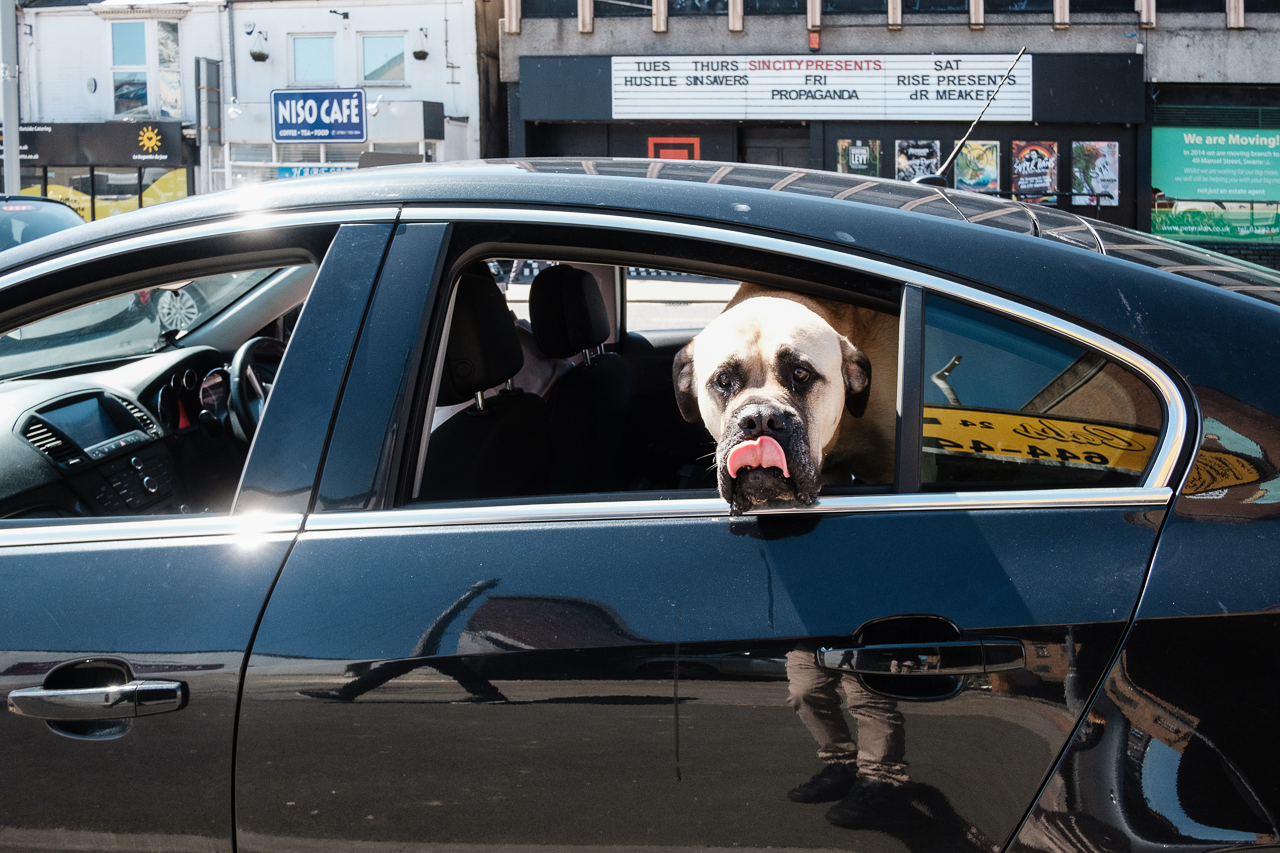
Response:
[715,371,733,390]
[793,367,812,384]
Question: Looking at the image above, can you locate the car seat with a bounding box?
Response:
[419,269,550,501]
[529,264,631,494]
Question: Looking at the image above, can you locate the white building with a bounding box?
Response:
[11,0,501,217]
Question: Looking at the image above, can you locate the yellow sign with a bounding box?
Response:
[923,406,1157,473]
[138,125,162,153]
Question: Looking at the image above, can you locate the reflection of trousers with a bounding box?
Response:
[786,648,909,785]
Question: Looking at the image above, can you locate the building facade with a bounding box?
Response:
[499,0,1280,258]
[8,0,502,218]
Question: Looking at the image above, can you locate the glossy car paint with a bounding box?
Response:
[1,160,1277,853]
[0,218,390,852]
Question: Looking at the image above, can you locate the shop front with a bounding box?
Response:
[1,121,190,221]
[1148,101,1280,268]
[513,53,1145,227]
[217,98,447,189]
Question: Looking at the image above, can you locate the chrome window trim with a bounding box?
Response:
[0,513,304,549]
[305,488,1172,533]
[401,206,1187,490]
[0,207,401,295]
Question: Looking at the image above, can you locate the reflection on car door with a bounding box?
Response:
[234,225,1176,852]
[0,220,397,853]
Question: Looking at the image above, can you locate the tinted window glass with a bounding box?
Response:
[111,21,146,66]
[922,295,1163,490]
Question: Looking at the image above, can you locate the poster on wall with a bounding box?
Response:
[1011,141,1058,204]
[954,141,1000,194]
[837,139,881,176]
[1150,127,1280,242]
[896,140,940,182]
[1072,141,1119,207]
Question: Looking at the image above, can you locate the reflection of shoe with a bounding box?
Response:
[788,763,857,803]
[825,778,910,828]
[298,689,353,701]
[450,691,509,704]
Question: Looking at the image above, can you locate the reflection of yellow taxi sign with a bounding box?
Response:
[923,406,1157,474]
[1183,450,1261,495]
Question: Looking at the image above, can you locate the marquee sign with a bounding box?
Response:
[612,54,1032,121]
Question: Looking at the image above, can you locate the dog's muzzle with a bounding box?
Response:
[718,402,817,514]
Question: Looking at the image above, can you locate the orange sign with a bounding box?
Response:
[648,137,700,160]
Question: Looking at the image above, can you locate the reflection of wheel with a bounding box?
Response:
[157,290,200,330]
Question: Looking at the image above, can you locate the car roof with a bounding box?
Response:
[1,158,1277,308]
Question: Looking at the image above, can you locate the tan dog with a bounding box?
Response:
[673,283,898,514]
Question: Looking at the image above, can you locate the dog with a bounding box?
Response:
[672,283,898,514]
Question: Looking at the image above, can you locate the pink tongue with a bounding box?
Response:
[727,435,790,479]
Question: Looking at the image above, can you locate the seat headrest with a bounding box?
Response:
[529,264,610,359]
[438,270,524,406]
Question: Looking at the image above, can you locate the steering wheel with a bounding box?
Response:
[229,336,287,440]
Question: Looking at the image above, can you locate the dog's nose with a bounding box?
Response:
[737,404,788,437]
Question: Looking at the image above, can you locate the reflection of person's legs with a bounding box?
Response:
[840,676,909,785]
[786,648,857,764]
[785,648,858,803]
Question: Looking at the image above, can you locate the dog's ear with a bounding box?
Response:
[840,337,872,418]
[672,341,702,424]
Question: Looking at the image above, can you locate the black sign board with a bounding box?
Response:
[0,121,185,167]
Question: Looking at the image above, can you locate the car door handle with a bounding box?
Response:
[7,680,186,720]
[816,640,1024,676]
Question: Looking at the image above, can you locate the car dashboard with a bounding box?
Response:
[1,346,245,519]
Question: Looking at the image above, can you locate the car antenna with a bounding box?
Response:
[912,46,1027,189]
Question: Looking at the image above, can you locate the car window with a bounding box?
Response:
[0,268,280,380]
[921,294,1164,490]
[410,252,901,505]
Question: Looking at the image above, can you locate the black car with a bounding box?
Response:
[1,160,1276,853]
[0,195,84,251]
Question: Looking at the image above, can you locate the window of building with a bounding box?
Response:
[291,35,335,85]
[110,20,181,118]
[111,22,148,116]
[361,34,405,83]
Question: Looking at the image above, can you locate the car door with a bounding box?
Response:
[0,215,398,853]
[234,211,1185,852]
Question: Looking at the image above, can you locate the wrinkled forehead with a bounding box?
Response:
[694,297,843,374]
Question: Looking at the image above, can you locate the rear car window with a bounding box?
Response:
[922,295,1164,490]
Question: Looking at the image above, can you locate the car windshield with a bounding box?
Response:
[0,200,85,250]
[0,268,277,380]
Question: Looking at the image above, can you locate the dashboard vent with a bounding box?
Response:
[22,419,77,462]
[119,399,160,437]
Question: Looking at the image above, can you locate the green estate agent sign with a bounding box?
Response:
[1151,127,1280,242]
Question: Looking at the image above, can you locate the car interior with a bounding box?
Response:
[0,220,1166,521]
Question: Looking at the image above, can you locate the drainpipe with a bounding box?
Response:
[226,0,237,100]
[2,0,20,195]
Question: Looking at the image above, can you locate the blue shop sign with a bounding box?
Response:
[271,88,367,144]
[278,165,356,178]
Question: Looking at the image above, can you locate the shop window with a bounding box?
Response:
[324,143,367,163]
[291,35,335,86]
[229,143,272,162]
[921,295,1162,490]
[45,167,92,221]
[93,168,141,219]
[141,167,187,207]
[902,0,967,11]
[670,0,730,14]
[112,22,148,116]
[986,0,1052,10]
[1068,0,1133,9]
[1157,0,1224,9]
[279,144,323,163]
[361,34,405,83]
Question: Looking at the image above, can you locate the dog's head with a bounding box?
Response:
[673,297,871,514]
